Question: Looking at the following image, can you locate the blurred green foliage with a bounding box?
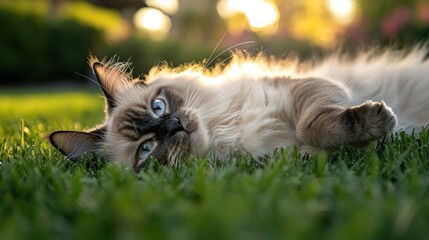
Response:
[0,7,100,84]
[0,1,214,84]
[62,1,123,31]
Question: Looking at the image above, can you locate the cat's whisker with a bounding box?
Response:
[187,90,210,110]
[183,78,200,106]
[183,81,199,107]
[184,83,192,106]
[75,72,97,85]
[216,55,234,67]
[204,41,255,71]
[185,87,209,110]
[204,30,228,70]
[187,87,203,107]
[75,72,107,93]
[75,71,123,106]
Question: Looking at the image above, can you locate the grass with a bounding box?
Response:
[1,87,429,240]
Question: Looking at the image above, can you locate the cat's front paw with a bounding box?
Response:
[299,145,316,157]
[344,101,397,141]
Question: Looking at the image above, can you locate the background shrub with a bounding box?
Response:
[0,6,101,84]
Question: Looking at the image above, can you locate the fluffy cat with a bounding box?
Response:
[49,48,429,171]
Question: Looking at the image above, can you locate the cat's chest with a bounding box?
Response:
[209,81,298,158]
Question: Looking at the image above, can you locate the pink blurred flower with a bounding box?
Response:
[380,6,411,37]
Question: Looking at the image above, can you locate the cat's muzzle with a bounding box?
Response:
[159,117,187,137]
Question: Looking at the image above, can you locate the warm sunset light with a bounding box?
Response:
[328,0,355,23]
[145,0,179,15]
[245,1,279,30]
[217,0,279,31]
[216,0,241,18]
[133,7,171,39]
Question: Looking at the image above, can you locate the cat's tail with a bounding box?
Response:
[308,46,429,134]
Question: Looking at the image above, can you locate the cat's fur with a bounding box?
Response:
[49,48,429,171]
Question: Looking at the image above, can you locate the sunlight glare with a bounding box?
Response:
[217,0,279,31]
[145,0,179,15]
[217,0,241,18]
[245,1,279,30]
[328,0,355,24]
[133,7,171,39]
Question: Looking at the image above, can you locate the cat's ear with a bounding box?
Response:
[89,56,131,112]
[49,128,105,160]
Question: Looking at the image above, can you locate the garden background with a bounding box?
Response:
[2,0,429,85]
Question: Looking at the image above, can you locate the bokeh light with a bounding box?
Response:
[217,0,279,32]
[133,7,171,39]
[328,0,355,24]
[245,1,279,30]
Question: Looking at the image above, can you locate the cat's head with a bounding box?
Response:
[49,58,209,171]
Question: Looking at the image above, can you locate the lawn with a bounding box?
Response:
[0,87,428,240]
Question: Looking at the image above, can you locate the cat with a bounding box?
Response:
[49,47,429,171]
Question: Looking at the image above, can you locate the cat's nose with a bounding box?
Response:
[160,117,185,136]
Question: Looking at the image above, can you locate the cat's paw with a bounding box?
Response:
[344,101,397,141]
[299,145,316,157]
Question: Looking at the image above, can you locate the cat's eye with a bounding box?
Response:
[152,99,166,116]
[138,140,156,161]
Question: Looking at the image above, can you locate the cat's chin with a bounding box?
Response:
[187,128,209,157]
[189,131,199,142]
[177,108,210,157]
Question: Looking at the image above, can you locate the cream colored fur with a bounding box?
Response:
[104,48,427,164]
[50,48,429,168]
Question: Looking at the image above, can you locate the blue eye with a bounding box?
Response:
[152,99,166,116]
[139,140,155,161]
